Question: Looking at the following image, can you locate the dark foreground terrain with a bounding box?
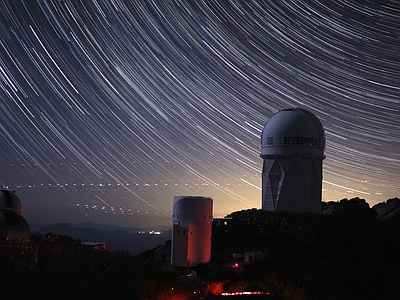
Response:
[2,197,400,299]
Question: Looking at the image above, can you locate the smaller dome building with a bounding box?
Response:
[261,108,326,213]
[0,190,30,242]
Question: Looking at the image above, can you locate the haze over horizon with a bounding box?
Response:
[0,1,399,228]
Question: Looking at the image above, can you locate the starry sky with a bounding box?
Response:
[0,1,399,228]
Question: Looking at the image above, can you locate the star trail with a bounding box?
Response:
[0,1,399,227]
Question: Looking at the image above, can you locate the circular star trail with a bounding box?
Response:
[0,1,399,226]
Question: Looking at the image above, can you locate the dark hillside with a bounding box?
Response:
[211,199,400,299]
[2,197,400,299]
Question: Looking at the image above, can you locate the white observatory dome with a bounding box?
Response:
[261,107,325,159]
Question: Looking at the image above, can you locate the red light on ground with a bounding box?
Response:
[165,294,187,300]
[221,291,272,296]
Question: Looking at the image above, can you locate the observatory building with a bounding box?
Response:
[171,196,213,268]
[261,108,325,213]
[0,190,30,242]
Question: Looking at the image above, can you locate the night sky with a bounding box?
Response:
[0,1,399,228]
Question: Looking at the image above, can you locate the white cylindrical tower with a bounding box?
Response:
[171,196,213,268]
[261,108,325,213]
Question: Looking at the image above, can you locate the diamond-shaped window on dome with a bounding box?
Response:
[268,161,283,201]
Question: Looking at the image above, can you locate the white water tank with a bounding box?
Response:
[171,196,213,267]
